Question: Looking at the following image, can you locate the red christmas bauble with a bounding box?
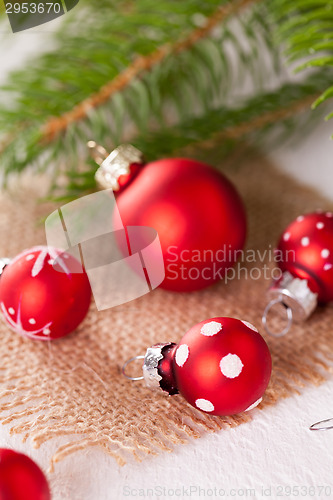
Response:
[172,317,271,415]
[0,449,51,500]
[278,211,333,303]
[115,157,247,292]
[0,246,91,340]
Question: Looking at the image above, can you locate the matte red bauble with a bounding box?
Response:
[0,449,51,500]
[93,145,247,292]
[0,246,91,340]
[263,211,333,336]
[172,317,271,415]
[278,211,333,303]
[124,317,272,416]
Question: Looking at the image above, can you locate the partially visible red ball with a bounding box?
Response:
[278,211,333,303]
[115,158,247,292]
[0,246,91,340]
[172,317,272,416]
[0,449,50,500]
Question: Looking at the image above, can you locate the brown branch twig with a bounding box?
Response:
[195,94,319,150]
[41,0,258,143]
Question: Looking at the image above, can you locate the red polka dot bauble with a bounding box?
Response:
[278,211,333,303]
[0,449,51,500]
[0,246,91,340]
[127,317,272,416]
[172,317,272,415]
[264,211,333,336]
[94,145,247,292]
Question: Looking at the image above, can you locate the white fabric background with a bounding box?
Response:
[1,16,333,500]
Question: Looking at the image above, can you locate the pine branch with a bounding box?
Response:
[53,72,331,202]
[129,73,331,157]
[270,0,333,121]
[41,0,258,142]
[0,0,278,179]
[0,0,332,199]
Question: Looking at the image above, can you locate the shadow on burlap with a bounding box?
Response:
[0,151,332,471]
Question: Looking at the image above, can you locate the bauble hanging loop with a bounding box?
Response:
[309,417,333,431]
[263,211,333,337]
[262,297,293,338]
[123,317,272,416]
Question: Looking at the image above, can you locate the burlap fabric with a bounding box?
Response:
[0,152,332,471]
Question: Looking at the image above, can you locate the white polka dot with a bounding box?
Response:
[245,397,262,412]
[283,232,291,242]
[326,212,333,218]
[28,318,36,325]
[316,222,324,230]
[301,237,310,247]
[324,263,333,271]
[8,307,15,315]
[241,320,258,332]
[297,216,304,222]
[43,328,51,335]
[321,249,330,259]
[195,399,214,412]
[64,255,69,259]
[26,254,35,261]
[200,321,222,337]
[220,354,244,379]
[175,344,189,367]
[48,259,54,265]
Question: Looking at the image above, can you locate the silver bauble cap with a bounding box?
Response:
[268,271,318,321]
[93,144,144,191]
[142,343,174,392]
